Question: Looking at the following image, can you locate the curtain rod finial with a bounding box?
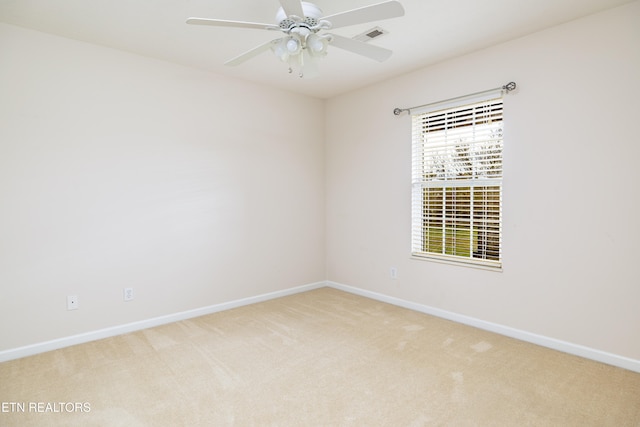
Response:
[503,82,516,92]
[393,108,405,116]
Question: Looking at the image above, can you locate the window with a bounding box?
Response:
[411,94,503,269]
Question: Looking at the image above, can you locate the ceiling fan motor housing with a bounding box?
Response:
[276,2,323,30]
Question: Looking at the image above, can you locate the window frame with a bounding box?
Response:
[410,91,504,271]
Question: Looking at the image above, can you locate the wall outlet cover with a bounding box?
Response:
[67,295,78,310]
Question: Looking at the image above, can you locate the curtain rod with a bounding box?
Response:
[393,81,516,116]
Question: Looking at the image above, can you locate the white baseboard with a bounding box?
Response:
[327,281,640,374]
[4,280,638,373]
[0,281,325,363]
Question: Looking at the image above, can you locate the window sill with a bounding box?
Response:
[411,253,503,272]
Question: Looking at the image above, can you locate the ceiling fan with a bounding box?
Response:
[186,0,405,78]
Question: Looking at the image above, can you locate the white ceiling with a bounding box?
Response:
[0,0,633,98]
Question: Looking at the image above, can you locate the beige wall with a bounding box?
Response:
[326,2,640,360]
[0,24,325,351]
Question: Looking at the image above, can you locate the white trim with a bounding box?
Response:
[0,282,325,363]
[410,253,503,272]
[4,280,638,374]
[326,281,640,373]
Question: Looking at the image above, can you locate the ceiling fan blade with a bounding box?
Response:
[328,33,393,62]
[186,17,280,31]
[323,1,405,30]
[278,0,305,18]
[224,39,282,66]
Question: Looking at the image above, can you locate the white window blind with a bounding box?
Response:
[411,94,504,269]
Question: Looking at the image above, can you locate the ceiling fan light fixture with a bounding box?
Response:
[307,34,330,55]
[286,38,300,53]
[273,39,289,61]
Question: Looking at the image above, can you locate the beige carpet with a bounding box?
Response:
[1,287,639,426]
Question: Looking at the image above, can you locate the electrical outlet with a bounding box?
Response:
[390,267,398,279]
[67,295,78,310]
[123,288,134,302]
